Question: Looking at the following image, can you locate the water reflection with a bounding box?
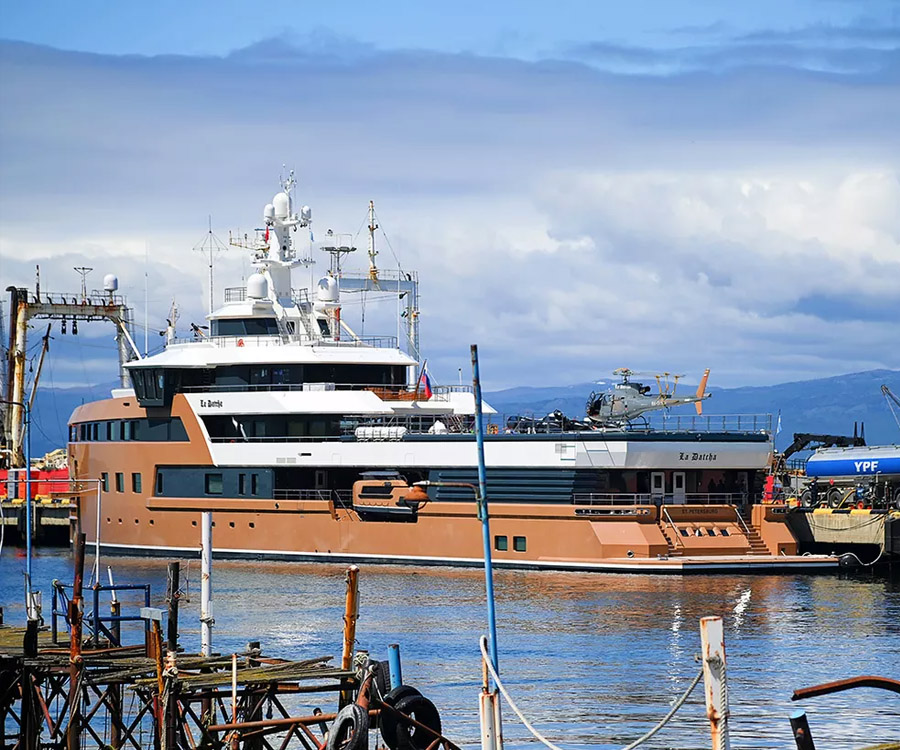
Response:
[2,549,898,749]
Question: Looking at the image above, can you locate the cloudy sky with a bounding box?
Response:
[1,1,898,392]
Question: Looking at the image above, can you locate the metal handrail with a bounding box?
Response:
[732,506,754,541]
[273,488,333,501]
[573,493,746,506]
[661,507,684,547]
[168,333,399,349]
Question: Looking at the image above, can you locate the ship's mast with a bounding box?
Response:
[367,200,379,282]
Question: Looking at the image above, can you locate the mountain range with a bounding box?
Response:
[21,369,900,456]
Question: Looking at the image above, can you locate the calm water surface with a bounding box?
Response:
[2,547,898,749]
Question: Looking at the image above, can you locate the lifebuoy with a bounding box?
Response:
[237,338,245,347]
[326,704,369,750]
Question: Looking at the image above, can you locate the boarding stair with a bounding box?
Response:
[657,505,772,557]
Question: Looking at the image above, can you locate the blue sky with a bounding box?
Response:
[1,2,899,392]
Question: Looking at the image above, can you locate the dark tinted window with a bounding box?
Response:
[214,318,279,336]
[205,474,223,495]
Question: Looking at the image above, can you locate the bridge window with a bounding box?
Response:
[212,317,280,336]
[513,536,527,552]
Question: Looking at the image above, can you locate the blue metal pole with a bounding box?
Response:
[471,344,499,674]
[387,643,403,689]
[24,401,33,608]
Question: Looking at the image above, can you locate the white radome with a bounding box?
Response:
[247,273,268,299]
[273,192,290,219]
[103,273,119,292]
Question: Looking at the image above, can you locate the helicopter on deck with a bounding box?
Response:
[585,368,711,427]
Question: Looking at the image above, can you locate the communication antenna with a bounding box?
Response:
[367,200,379,282]
[193,217,228,315]
[320,229,356,277]
[74,267,93,302]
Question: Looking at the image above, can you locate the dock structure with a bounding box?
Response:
[0,496,78,545]
[1,535,457,750]
[787,508,900,562]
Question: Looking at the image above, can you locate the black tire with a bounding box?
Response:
[799,489,812,507]
[827,487,844,508]
[381,693,442,750]
[382,684,422,706]
[326,704,369,750]
[371,660,391,699]
[893,487,900,510]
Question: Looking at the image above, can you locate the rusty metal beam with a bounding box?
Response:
[792,675,900,701]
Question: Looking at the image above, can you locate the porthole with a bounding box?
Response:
[229,521,235,528]
[249,522,255,529]
[191,520,197,527]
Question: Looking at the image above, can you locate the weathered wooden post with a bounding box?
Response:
[110,592,122,749]
[67,532,86,750]
[700,616,731,750]
[340,565,360,708]
[166,561,180,653]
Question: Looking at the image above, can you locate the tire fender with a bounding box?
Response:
[326,703,369,750]
[381,692,442,750]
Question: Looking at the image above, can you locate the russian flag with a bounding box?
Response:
[418,363,433,399]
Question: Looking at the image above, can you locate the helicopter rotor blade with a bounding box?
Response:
[695,368,711,415]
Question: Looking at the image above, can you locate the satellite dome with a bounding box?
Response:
[103,274,119,292]
[273,192,290,219]
[247,273,268,299]
[316,275,339,303]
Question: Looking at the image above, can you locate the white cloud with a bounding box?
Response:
[0,40,898,391]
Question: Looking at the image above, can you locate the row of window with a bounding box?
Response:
[495,535,527,552]
[100,469,264,498]
[154,470,263,497]
[202,472,261,496]
[101,472,142,493]
[71,417,187,443]
[131,363,407,406]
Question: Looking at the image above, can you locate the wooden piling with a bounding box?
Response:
[67,532,86,750]
[340,565,360,708]
[166,561,180,654]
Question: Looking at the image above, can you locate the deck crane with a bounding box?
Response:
[883,384,900,432]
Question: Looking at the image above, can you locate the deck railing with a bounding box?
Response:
[272,488,352,506]
[169,333,399,349]
[572,493,748,506]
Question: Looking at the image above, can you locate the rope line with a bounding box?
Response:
[478,636,703,750]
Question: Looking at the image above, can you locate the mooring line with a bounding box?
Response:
[478,636,703,750]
